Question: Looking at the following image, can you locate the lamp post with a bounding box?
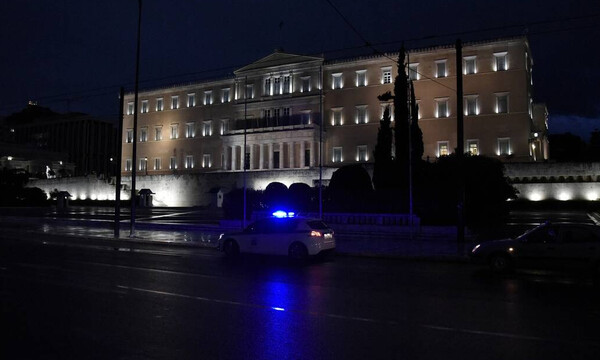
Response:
[130,0,142,237]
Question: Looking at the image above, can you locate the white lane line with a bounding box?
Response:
[137,210,200,221]
[77,261,220,279]
[587,212,600,225]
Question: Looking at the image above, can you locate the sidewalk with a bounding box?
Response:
[0,211,471,261]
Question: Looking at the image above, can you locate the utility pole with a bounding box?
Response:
[115,87,124,238]
[407,51,414,240]
[130,0,142,237]
[455,39,465,252]
[243,76,247,228]
[319,65,323,219]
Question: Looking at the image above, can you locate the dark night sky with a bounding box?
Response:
[1,0,599,139]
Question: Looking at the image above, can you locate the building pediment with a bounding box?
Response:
[235,51,323,74]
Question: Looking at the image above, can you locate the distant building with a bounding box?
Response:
[2,104,118,177]
[122,37,548,180]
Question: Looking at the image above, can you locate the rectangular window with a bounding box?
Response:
[154,126,162,141]
[332,73,343,89]
[357,145,368,162]
[185,155,194,169]
[125,159,132,171]
[203,121,212,137]
[467,139,479,156]
[204,91,212,105]
[154,157,161,170]
[139,158,147,172]
[496,93,509,113]
[465,96,478,116]
[356,106,368,124]
[246,84,254,99]
[332,147,343,163]
[126,129,134,143]
[222,88,230,103]
[408,63,419,80]
[127,102,134,115]
[436,60,447,78]
[185,122,195,138]
[273,77,281,95]
[170,124,179,139]
[187,93,196,107]
[264,109,271,119]
[304,148,310,167]
[332,108,343,126]
[464,56,476,75]
[381,104,394,121]
[437,141,450,157]
[356,70,366,87]
[382,67,392,84]
[220,119,228,135]
[498,138,511,156]
[436,99,449,118]
[170,157,177,170]
[141,100,149,113]
[171,96,179,109]
[156,98,164,111]
[283,75,291,94]
[494,52,508,71]
[264,78,271,95]
[301,77,311,92]
[273,108,281,120]
[283,107,291,119]
[140,127,148,142]
[300,111,311,124]
[202,154,212,168]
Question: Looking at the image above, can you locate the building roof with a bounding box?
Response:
[234,50,323,74]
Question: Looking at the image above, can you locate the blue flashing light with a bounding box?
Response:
[271,307,286,311]
[272,210,296,218]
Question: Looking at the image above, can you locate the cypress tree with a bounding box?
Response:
[373,106,393,190]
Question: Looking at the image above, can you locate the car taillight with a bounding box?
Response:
[310,230,323,237]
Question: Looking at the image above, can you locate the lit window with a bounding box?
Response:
[435,99,449,118]
[494,52,508,71]
[435,60,447,78]
[154,126,162,141]
[331,108,343,126]
[464,56,476,75]
[204,91,212,105]
[220,119,229,135]
[170,124,178,139]
[222,88,230,103]
[170,156,177,170]
[273,77,281,95]
[245,84,254,99]
[467,139,479,155]
[356,70,366,87]
[126,129,134,143]
[185,122,195,138]
[283,75,291,94]
[264,78,271,95]
[156,98,164,111]
[357,145,368,162]
[333,147,343,163]
[154,158,161,170]
[332,73,343,89]
[171,96,179,109]
[125,159,132,171]
[496,93,509,113]
[202,154,212,168]
[382,67,392,84]
[139,158,147,172]
[300,111,311,124]
[203,121,212,136]
[187,93,196,107]
[498,138,511,156]
[408,63,419,80]
[355,105,368,124]
[437,141,450,157]
[127,102,134,115]
[465,96,479,116]
[140,127,148,142]
[301,77,311,92]
[185,155,194,169]
[141,100,149,113]
[380,104,394,121]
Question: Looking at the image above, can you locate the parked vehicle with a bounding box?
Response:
[218,212,335,261]
[470,222,600,276]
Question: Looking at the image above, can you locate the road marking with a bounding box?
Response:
[77,261,220,279]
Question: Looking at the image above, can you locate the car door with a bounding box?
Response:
[239,220,266,254]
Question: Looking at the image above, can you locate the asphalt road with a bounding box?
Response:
[2,232,600,359]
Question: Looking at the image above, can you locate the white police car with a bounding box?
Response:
[218,211,336,260]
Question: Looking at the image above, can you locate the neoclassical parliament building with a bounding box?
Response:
[121,36,549,187]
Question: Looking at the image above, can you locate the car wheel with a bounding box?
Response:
[288,242,308,262]
[223,239,239,257]
[489,253,512,273]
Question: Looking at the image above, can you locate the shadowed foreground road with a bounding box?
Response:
[1,233,600,359]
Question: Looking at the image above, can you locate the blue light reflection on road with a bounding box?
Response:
[259,277,295,359]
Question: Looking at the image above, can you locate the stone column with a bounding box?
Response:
[269,143,274,170]
[300,141,305,168]
[231,145,237,171]
[223,146,229,171]
[310,141,316,167]
[259,143,265,169]
[249,144,254,170]
[289,141,295,168]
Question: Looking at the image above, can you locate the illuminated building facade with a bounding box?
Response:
[122,37,548,181]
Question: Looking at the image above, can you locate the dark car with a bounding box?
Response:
[470,222,600,275]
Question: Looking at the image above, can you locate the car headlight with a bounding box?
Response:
[471,244,481,253]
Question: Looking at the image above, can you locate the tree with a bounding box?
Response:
[410,81,424,163]
[327,165,373,212]
[373,106,394,190]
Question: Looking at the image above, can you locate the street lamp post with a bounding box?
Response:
[130,0,142,237]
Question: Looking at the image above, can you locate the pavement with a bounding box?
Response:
[0,206,474,261]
